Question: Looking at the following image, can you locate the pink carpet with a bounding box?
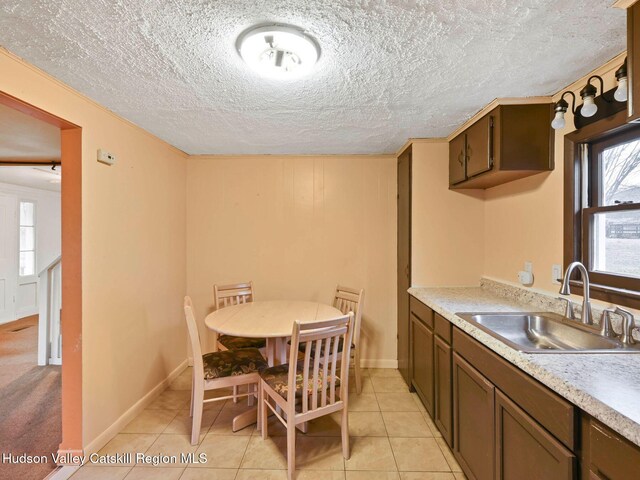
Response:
[0,316,61,480]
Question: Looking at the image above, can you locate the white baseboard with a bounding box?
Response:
[45,465,79,480]
[360,359,398,369]
[83,359,189,455]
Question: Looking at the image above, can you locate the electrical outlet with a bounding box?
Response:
[552,264,562,284]
[518,270,534,286]
[524,261,533,273]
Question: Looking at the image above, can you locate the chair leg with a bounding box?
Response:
[354,349,362,394]
[260,382,268,440]
[341,406,350,459]
[233,385,239,403]
[191,384,204,446]
[287,418,296,480]
[189,374,195,417]
[248,383,255,407]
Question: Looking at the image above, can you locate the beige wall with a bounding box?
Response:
[411,141,486,287]
[409,55,626,298]
[187,155,397,366]
[483,54,624,295]
[0,48,188,447]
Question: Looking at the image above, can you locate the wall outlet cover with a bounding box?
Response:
[552,264,563,284]
[518,270,534,286]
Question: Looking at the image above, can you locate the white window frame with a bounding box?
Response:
[18,199,37,278]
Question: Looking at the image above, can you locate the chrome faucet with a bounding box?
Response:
[616,307,637,345]
[559,262,593,325]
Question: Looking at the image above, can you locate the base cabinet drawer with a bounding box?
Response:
[495,390,575,480]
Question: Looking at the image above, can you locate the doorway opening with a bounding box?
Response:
[0,92,82,479]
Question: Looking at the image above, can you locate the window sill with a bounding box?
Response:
[569,279,640,310]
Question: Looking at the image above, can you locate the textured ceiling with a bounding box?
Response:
[0,1,627,154]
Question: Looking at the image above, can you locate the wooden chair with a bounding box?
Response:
[333,286,365,393]
[212,281,266,351]
[297,286,365,392]
[184,296,267,445]
[259,313,354,480]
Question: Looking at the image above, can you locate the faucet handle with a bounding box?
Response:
[600,309,618,338]
[616,307,636,345]
[557,296,575,320]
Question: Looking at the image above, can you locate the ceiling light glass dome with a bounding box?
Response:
[237,25,320,79]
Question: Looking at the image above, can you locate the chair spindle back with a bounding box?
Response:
[213,281,254,310]
[289,313,353,414]
[184,296,204,379]
[333,286,364,348]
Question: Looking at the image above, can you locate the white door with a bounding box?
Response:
[0,193,18,325]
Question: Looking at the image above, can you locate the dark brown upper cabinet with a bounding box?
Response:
[449,132,466,184]
[449,103,554,189]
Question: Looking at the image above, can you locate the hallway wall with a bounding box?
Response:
[0,47,188,450]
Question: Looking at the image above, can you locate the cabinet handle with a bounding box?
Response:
[458,151,464,166]
[488,116,494,168]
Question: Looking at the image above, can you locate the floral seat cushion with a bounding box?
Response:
[260,361,340,400]
[218,334,266,350]
[202,348,268,380]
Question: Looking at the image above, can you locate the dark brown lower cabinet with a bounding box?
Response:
[453,352,495,480]
[586,418,640,480]
[434,335,452,446]
[410,312,434,415]
[495,390,575,480]
[407,296,640,480]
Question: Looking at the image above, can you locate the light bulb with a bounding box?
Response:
[615,77,628,102]
[238,25,319,79]
[551,111,566,130]
[581,96,598,117]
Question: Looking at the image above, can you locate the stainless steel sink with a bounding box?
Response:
[456,312,640,353]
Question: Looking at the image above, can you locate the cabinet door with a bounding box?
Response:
[495,390,575,480]
[449,133,466,185]
[434,336,452,447]
[411,313,434,415]
[590,420,640,480]
[465,114,494,178]
[397,148,411,384]
[628,3,640,123]
[453,352,495,480]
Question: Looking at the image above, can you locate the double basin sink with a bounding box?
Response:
[456,312,640,353]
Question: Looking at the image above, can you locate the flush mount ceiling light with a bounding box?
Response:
[237,24,320,79]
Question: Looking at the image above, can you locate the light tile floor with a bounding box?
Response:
[70,368,467,479]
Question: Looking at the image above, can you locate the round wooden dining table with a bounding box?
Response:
[204,300,343,431]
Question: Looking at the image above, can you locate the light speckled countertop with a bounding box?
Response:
[409,283,640,447]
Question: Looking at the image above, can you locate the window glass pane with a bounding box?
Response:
[19,201,35,226]
[592,210,640,278]
[20,226,35,251]
[19,251,35,276]
[602,139,640,206]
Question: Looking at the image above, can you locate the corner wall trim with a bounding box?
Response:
[82,359,189,455]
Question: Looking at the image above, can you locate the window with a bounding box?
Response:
[565,111,640,309]
[19,201,36,277]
